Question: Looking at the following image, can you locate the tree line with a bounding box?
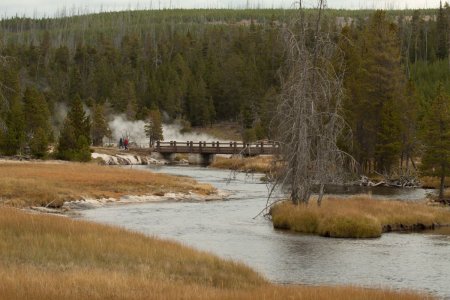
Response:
[0,7,449,173]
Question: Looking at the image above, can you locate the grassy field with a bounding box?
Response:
[0,207,429,300]
[271,196,450,238]
[0,161,214,208]
[211,156,273,173]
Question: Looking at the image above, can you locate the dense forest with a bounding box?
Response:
[0,6,449,173]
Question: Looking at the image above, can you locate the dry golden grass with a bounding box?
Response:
[271,196,450,238]
[0,207,428,300]
[0,161,215,208]
[211,156,273,173]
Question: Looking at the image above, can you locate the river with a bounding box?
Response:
[82,165,450,299]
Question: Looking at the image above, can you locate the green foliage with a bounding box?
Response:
[1,99,26,155]
[421,84,450,199]
[57,97,91,161]
[436,2,449,60]
[29,127,49,158]
[22,87,52,157]
[0,61,25,155]
[0,7,448,173]
[91,103,111,146]
[144,109,163,147]
[339,11,416,173]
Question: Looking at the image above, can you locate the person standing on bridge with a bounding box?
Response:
[119,137,123,149]
[124,138,129,150]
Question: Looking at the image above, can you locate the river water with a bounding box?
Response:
[82,166,450,299]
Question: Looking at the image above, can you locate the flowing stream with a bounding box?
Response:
[82,166,450,299]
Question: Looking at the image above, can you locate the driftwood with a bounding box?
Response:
[357,174,421,188]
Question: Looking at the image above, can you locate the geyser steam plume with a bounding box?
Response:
[108,115,223,147]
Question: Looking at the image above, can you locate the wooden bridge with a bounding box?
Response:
[154,141,279,157]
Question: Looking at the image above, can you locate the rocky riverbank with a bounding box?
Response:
[91,152,169,165]
[28,190,229,216]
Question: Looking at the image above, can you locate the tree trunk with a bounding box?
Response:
[439,166,446,201]
[317,183,325,207]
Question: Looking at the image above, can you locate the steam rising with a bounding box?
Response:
[108,115,221,147]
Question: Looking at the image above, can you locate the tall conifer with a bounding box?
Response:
[421,84,450,200]
[57,97,91,161]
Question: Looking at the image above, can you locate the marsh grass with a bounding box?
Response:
[271,196,450,238]
[211,156,273,173]
[0,207,428,300]
[0,162,215,207]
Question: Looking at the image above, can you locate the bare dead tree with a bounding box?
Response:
[270,0,355,206]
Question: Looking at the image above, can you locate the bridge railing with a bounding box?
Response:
[154,140,279,155]
[155,141,279,147]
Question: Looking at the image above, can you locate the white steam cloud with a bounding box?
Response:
[108,115,222,147]
[163,124,224,142]
[108,115,147,146]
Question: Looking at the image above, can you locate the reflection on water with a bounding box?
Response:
[82,166,450,298]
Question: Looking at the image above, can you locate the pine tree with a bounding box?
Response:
[0,60,25,155]
[436,1,449,60]
[186,77,213,126]
[1,98,25,155]
[57,97,91,161]
[23,87,52,157]
[364,11,408,172]
[91,103,111,146]
[421,84,450,200]
[69,67,83,100]
[29,127,49,158]
[144,108,163,147]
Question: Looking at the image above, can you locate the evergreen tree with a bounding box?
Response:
[1,99,25,155]
[421,84,450,200]
[91,103,111,146]
[57,97,91,161]
[23,87,52,157]
[338,25,370,169]
[29,127,49,158]
[0,60,25,155]
[363,11,407,172]
[186,77,214,126]
[400,81,419,170]
[144,108,163,147]
[112,80,137,117]
[69,67,83,100]
[436,1,449,60]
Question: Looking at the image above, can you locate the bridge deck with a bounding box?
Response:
[154,141,279,156]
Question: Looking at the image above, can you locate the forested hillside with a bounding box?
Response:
[0,6,449,173]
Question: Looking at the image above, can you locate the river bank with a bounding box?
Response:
[0,161,446,298]
[0,161,218,210]
[0,206,427,300]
